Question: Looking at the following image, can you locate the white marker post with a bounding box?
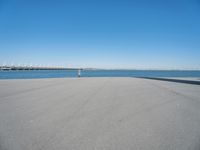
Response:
[78,69,81,78]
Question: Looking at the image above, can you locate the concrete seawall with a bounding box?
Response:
[0,77,200,150]
[138,77,200,85]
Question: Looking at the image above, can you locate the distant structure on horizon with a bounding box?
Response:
[0,65,79,71]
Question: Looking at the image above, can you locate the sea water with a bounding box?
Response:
[0,70,200,79]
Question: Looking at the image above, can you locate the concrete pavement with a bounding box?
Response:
[0,77,200,150]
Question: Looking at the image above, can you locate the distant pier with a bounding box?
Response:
[0,65,80,71]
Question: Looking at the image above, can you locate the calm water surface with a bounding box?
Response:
[0,70,200,79]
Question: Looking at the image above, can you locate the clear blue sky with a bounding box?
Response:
[0,0,200,69]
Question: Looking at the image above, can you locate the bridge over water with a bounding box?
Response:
[0,66,79,71]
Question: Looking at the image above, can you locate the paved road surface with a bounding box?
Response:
[0,77,200,150]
